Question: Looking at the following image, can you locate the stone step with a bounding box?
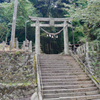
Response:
[41,72,86,76]
[41,70,84,73]
[39,56,72,58]
[39,62,69,65]
[39,57,67,59]
[40,64,78,67]
[40,61,69,63]
[40,61,77,64]
[40,63,69,65]
[39,57,68,59]
[41,68,82,70]
[41,65,77,67]
[41,72,85,75]
[43,90,99,98]
[39,59,73,60]
[39,54,63,59]
[41,67,80,69]
[93,99,100,100]
[40,66,78,68]
[38,54,100,100]
[43,87,97,94]
[40,61,70,63]
[43,84,95,90]
[40,62,77,64]
[43,83,95,87]
[40,65,71,67]
[41,75,88,79]
[42,81,93,85]
[42,77,90,82]
[41,69,83,72]
[43,94,100,100]
[39,58,74,60]
[39,55,73,58]
[42,76,89,80]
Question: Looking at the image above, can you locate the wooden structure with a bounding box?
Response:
[29,16,72,54]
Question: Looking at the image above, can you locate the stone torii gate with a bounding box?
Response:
[29,16,72,54]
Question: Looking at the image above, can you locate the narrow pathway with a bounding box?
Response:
[38,54,100,100]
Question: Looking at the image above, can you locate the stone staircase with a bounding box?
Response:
[38,54,100,100]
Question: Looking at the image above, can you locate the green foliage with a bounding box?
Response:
[0,2,13,42]
[15,51,21,56]
[26,74,33,77]
[17,0,38,29]
[71,0,100,41]
[0,0,38,42]
[0,0,100,53]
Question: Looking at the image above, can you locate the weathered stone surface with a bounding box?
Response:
[0,51,35,100]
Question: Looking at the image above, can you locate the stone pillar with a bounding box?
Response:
[63,21,69,54]
[86,42,92,70]
[29,41,32,52]
[86,42,89,60]
[35,21,40,54]
[23,41,25,51]
[15,38,18,51]
[16,41,19,51]
[11,0,18,49]
[2,41,5,51]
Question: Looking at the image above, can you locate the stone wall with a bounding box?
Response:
[0,51,35,100]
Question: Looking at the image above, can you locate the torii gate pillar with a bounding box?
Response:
[64,21,69,54]
[35,20,40,54]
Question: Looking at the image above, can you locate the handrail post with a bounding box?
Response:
[86,42,93,72]
[86,42,89,72]
[35,54,42,100]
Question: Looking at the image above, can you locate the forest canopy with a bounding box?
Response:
[0,0,100,53]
